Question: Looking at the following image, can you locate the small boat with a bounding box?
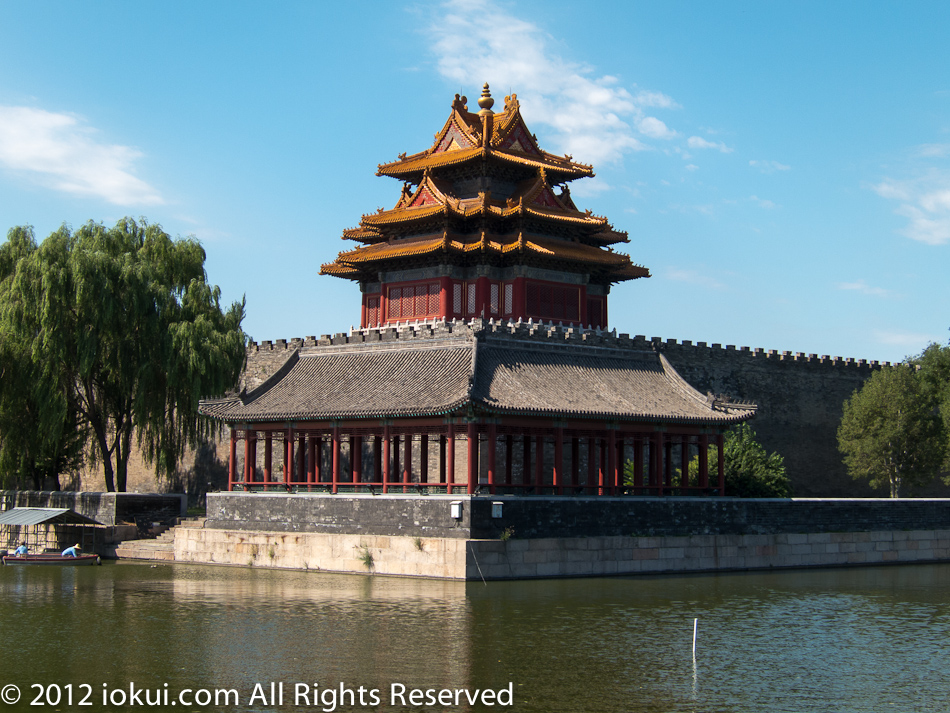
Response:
[2,553,101,566]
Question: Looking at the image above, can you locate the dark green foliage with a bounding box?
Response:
[914,341,950,469]
[622,424,790,498]
[838,363,946,498]
[0,219,246,492]
[719,423,791,498]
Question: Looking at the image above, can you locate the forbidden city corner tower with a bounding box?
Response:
[320,84,650,330]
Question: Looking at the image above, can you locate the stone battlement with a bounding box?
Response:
[247,318,892,371]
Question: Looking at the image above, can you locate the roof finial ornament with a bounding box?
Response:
[477,82,494,115]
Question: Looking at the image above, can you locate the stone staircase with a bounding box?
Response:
[109,517,206,562]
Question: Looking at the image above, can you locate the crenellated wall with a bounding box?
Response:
[237,319,914,498]
[103,318,937,499]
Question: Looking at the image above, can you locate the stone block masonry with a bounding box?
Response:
[234,323,908,498]
[180,493,950,579]
[175,526,950,580]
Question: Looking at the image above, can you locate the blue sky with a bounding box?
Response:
[1,1,948,363]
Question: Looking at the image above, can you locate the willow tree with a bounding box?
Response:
[837,364,946,498]
[0,219,246,492]
[0,227,86,489]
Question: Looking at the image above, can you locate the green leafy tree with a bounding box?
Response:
[716,424,790,497]
[623,424,790,497]
[0,227,86,490]
[914,341,950,468]
[837,364,946,498]
[0,219,246,492]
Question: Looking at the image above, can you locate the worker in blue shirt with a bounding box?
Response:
[61,544,81,557]
[14,542,27,556]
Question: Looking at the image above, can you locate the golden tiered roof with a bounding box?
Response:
[320,84,649,284]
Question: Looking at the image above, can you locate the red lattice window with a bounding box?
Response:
[586,297,604,328]
[366,296,380,327]
[526,282,580,322]
[490,283,499,315]
[387,283,440,321]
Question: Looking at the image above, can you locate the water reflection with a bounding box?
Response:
[2,563,950,712]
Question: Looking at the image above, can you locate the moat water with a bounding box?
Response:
[2,562,950,712]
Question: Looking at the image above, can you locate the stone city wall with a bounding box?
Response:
[175,527,950,581]
[86,319,942,499]
[205,493,950,540]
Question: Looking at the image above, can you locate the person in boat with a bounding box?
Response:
[14,542,28,556]
[61,543,81,557]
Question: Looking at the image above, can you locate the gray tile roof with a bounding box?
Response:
[199,319,755,425]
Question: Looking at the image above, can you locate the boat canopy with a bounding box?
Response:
[0,507,102,527]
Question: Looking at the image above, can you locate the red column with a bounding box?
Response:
[554,427,564,495]
[607,429,616,496]
[699,434,709,489]
[244,430,253,484]
[420,434,428,484]
[331,425,340,494]
[475,276,489,318]
[315,436,323,484]
[439,276,451,320]
[681,437,690,489]
[296,435,305,486]
[523,435,531,492]
[466,422,477,494]
[229,429,236,491]
[284,429,293,489]
[392,435,400,485]
[616,436,624,493]
[598,437,606,496]
[307,436,316,487]
[587,437,596,494]
[383,425,391,493]
[664,439,673,489]
[403,432,412,492]
[439,434,447,483]
[505,435,513,486]
[447,424,456,494]
[249,435,257,486]
[534,432,544,494]
[717,433,725,495]
[511,277,527,320]
[264,432,273,482]
[652,432,663,495]
[352,435,362,486]
[487,423,497,494]
[634,437,644,488]
[571,437,579,488]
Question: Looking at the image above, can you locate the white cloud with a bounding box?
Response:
[917,143,950,158]
[872,169,950,245]
[633,90,680,109]
[749,159,790,173]
[637,116,676,140]
[685,164,699,172]
[687,136,733,153]
[749,195,776,209]
[0,105,162,206]
[838,280,889,297]
[429,0,683,165]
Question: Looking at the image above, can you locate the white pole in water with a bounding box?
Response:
[692,618,698,658]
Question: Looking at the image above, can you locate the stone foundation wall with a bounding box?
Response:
[205,493,950,540]
[174,527,950,580]
[0,490,186,526]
